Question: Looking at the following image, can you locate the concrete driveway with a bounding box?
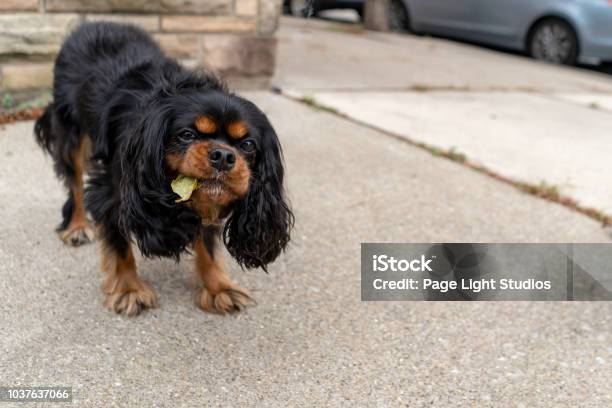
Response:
[0,18,611,408]
[276,17,612,213]
[1,91,611,406]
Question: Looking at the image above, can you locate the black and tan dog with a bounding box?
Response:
[34,22,293,316]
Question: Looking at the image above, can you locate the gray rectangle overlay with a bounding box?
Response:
[0,387,72,403]
[361,244,612,301]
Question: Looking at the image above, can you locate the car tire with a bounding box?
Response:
[528,18,578,66]
[387,0,411,33]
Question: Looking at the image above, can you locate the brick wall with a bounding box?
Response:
[0,0,282,93]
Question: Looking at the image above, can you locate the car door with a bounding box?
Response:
[406,0,476,36]
[406,0,473,34]
[457,0,536,48]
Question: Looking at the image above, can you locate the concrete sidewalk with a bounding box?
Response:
[1,92,610,406]
[275,17,612,93]
[276,17,612,213]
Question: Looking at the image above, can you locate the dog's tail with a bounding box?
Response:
[34,104,55,155]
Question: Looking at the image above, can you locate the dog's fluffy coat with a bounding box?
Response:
[34,22,293,315]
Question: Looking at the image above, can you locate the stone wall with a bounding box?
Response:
[0,0,282,93]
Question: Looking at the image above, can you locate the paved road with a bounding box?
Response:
[1,90,610,406]
[276,17,612,213]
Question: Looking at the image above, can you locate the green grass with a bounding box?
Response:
[516,181,560,200]
[15,92,52,110]
[426,145,466,163]
[299,95,341,115]
[589,102,600,110]
[0,91,51,112]
[1,93,15,110]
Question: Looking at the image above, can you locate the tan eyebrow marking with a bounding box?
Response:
[226,121,248,139]
[194,115,217,134]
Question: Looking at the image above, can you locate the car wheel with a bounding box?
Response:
[528,19,578,65]
[387,0,411,33]
[287,0,312,17]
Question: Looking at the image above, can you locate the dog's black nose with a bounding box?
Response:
[208,148,235,172]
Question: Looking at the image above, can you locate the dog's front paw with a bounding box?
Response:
[59,224,95,247]
[197,284,254,315]
[103,279,158,316]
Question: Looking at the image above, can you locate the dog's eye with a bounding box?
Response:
[180,130,196,139]
[240,140,256,153]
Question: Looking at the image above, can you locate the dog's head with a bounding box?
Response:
[118,87,293,269]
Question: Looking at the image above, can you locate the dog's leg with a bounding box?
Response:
[100,236,157,316]
[58,136,94,246]
[195,226,253,314]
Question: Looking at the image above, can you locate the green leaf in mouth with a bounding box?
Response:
[171,174,199,203]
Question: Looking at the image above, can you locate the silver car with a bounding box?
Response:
[389,0,612,65]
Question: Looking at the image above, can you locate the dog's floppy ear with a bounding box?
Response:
[119,96,200,258]
[91,92,124,161]
[223,114,294,270]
